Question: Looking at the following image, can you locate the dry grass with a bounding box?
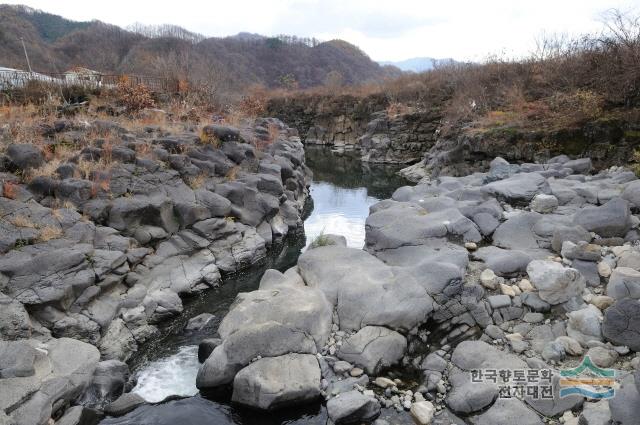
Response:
[199,128,221,147]
[2,181,19,199]
[386,102,413,118]
[187,173,207,189]
[10,215,36,228]
[0,104,47,149]
[91,177,111,198]
[134,140,154,158]
[76,158,115,181]
[50,208,64,220]
[225,166,240,181]
[38,225,63,242]
[115,79,155,112]
[267,123,281,144]
[62,200,76,210]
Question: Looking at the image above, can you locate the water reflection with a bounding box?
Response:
[304,147,409,248]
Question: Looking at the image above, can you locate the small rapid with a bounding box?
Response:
[131,345,200,402]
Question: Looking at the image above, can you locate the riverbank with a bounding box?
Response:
[194,154,640,425]
[0,115,310,424]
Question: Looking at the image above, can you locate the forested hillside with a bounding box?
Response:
[0,4,400,97]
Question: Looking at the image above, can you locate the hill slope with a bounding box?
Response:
[0,4,399,94]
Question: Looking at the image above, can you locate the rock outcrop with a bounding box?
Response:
[197,154,640,424]
[0,117,310,422]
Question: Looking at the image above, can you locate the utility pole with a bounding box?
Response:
[20,37,32,73]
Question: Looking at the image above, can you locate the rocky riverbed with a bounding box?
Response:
[194,155,640,424]
[0,117,310,424]
[4,112,640,425]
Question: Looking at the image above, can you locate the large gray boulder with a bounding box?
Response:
[483,172,550,204]
[0,341,37,378]
[108,195,179,235]
[6,144,44,169]
[524,373,584,417]
[194,189,232,217]
[526,260,586,305]
[472,212,500,236]
[216,284,332,347]
[551,225,591,253]
[98,319,137,361]
[473,246,532,276]
[298,246,435,331]
[104,392,146,416]
[451,340,527,371]
[196,321,317,390]
[140,249,221,296]
[564,158,592,174]
[365,201,481,253]
[622,179,640,208]
[573,198,631,238]
[337,326,407,375]
[206,223,267,273]
[602,298,640,350]
[231,353,321,410]
[326,390,381,424]
[609,374,640,425]
[4,338,100,425]
[214,181,279,227]
[0,294,31,340]
[446,340,527,415]
[566,305,603,346]
[492,212,542,250]
[446,368,498,415]
[607,267,640,300]
[80,359,129,409]
[0,244,95,307]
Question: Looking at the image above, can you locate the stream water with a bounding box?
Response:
[101,147,410,424]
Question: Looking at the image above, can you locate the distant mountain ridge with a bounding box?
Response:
[379,57,457,73]
[0,4,400,95]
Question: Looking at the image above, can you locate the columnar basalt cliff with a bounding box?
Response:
[266,94,387,147]
[0,117,310,424]
[268,94,640,177]
[267,94,444,165]
[401,118,640,182]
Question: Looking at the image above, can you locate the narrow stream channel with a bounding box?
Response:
[101,147,410,424]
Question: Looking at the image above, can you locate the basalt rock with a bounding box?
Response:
[0,119,310,422]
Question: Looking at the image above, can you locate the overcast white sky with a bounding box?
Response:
[3,0,640,61]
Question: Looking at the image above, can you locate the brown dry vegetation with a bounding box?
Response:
[269,10,640,137]
[37,225,62,242]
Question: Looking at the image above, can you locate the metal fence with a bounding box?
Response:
[0,69,178,94]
